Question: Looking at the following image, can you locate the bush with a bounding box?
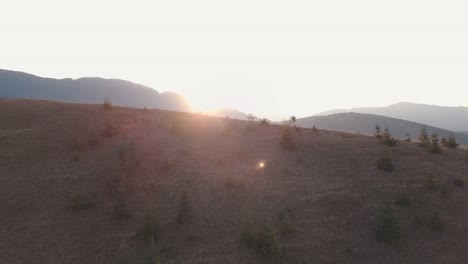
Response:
[377,152,394,172]
[69,193,95,210]
[113,196,131,220]
[428,134,442,154]
[427,213,444,232]
[426,175,438,191]
[256,224,282,259]
[312,125,318,132]
[102,122,117,138]
[374,124,382,139]
[278,208,294,234]
[177,192,192,224]
[381,128,398,147]
[452,178,465,187]
[443,135,459,149]
[70,135,83,151]
[419,128,430,146]
[138,213,160,242]
[240,217,258,247]
[394,193,411,207]
[280,127,295,151]
[375,208,401,243]
[87,132,99,146]
[102,98,113,111]
[259,118,270,126]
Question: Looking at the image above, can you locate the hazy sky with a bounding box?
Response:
[1,0,468,119]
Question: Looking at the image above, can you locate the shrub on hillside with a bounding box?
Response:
[240,217,258,247]
[102,98,113,111]
[138,212,160,242]
[377,151,394,172]
[70,135,83,151]
[312,125,319,132]
[374,124,382,139]
[256,224,282,259]
[280,127,295,151]
[452,178,464,187]
[394,193,411,207]
[375,208,401,243]
[444,135,459,149]
[418,128,430,146]
[113,196,131,220]
[428,134,442,154]
[259,118,270,126]
[69,193,95,210]
[102,122,117,138]
[278,208,294,234]
[177,192,192,224]
[381,128,398,147]
[87,132,99,146]
[427,213,444,232]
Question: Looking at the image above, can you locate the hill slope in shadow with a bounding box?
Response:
[1,99,468,264]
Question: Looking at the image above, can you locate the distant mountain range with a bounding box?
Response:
[0,69,191,112]
[297,112,468,145]
[318,102,468,132]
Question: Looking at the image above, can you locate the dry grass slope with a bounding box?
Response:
[1,99,468,264]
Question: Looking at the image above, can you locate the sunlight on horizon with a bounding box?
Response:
[1,0,468,117]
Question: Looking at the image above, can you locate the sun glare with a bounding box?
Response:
[258,162,265,168]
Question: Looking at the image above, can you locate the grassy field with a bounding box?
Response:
[1,99,468,264]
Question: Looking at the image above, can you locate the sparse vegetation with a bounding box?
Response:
[377,150,394,171]
[452,178,465,187]
[278,208,294,234]
[255,224,282,259]
[444,135,459,149]
[374,124,382,139]
[375,208,401,243]
[381,128,397,147]
[138,212,160,242]
[280,126,295,151]
[259,118,270,126]
[102,122,117,138]
[428,134,442,154]
[177,192,192,224]
[418,128,430,146]
[87,132,99,146]
[70,135,83,151]
[69,193,95,210]
[427,213,444,232]
[394,193,411,207]
[102,98,113,111]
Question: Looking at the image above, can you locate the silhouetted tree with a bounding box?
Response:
[290,116,297,125]
[428,134,442,154]
[102,98,112,111]
[445,135,459,149]
[374,124,382,139]
[418,128,430,146]
[382,128,397,147]
[259,118,270,126]
[247,114,256,121]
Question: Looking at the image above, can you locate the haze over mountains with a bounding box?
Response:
[318,102,468,132]
[2,69,467,145]
[0,69,191,112]
[296,112,468,145]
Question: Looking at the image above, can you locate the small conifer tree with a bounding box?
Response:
[445,135,459,149]
[428,134,442,154]
[374,124,382,139]
[419,128,430,146]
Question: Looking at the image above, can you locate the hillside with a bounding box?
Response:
[296,112,468,145]
[1,99,468,264]
[0,69,190,112]
[318,102,468,132]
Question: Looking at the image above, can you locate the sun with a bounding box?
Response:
[258,162,265,169]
